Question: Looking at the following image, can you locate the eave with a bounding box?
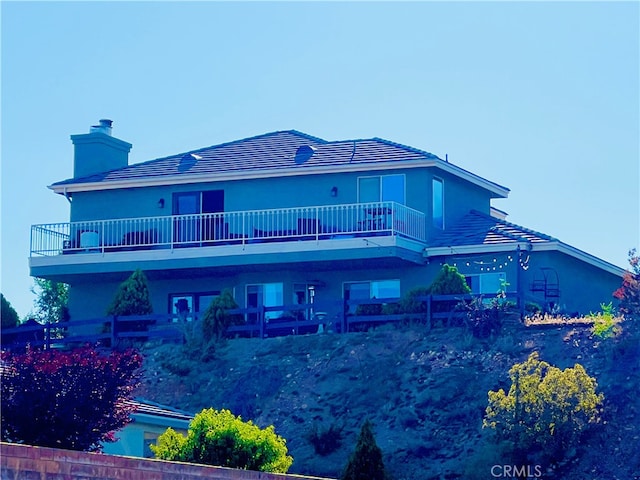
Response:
[49,158,510,199]
[424,241,625,277]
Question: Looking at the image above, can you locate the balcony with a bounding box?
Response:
[31,202,426,257]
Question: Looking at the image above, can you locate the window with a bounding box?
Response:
[358,174,405,204]
[293,283,314,320]
[169,291,220,322]
[465,273,506,295]
[344,280,401,313]
[432,177,444,229]
[246,283,284,321]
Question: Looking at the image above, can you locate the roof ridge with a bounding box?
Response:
[150,130,327,162]
[371,137,441,159]
[55,130,329,186]
[470,209,556,241]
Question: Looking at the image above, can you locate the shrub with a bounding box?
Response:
[427,264,471,295]
[354,303,382,316]
[201,289,243,341]
[524,301,542,315]
[1,293,20,329]
[307,422,343,456]
[613,248,640,318]
[341,420,390,480]
[399,286,430,317]
[590,302,621,340]
[483,352,603,464]
[151,408,293,473]
[1,346,142,451]
[107,269,153,316]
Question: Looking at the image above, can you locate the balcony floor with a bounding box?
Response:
[30,232,427,281]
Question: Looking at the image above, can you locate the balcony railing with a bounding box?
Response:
[30,201,426,256]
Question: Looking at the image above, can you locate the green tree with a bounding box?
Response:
[1,293,20,329]
[31,278,69,323]
[341,420,389,480]
[484,352,603,463]
[106,269,153,316]
[151,408,293,473]
[201,289,243,341]
[427,264,471,295]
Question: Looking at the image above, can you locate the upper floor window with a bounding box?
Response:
[358,174,405,204]
[432,177,444,229]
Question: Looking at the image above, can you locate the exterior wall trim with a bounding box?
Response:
[424,241,625,277]
[50,159,510,199]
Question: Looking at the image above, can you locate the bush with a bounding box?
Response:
[107,269,153,316]
[354,303,382,316]
[399,287,430,317]
[427,264,471,295]
[1,293,20,329]
[590,302,621,340]
[483,352,603,464]
[613,248,640,318]
[341,420,389,480]
[201,289,244,341]
[307,422,343,456]
[151,408,293,473]
[1,346,142,451]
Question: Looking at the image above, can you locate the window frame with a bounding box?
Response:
[168,290,221,322]
[432,176,444,229]
[343,279,401,314]
[357,174,406,205]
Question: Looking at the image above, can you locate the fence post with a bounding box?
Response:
[342,298,348,334]
[45,322,51,350]
[111,316,117,347]
[259,306,265,339]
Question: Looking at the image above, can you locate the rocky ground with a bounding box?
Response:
[137,320,639,480]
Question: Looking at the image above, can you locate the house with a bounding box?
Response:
[29,120,624,326]
[102,398,193,458]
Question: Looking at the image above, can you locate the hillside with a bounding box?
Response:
[137,321,639,480]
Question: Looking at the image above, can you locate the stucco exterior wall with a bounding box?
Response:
[521,250,621,315]
[67,261,447,321]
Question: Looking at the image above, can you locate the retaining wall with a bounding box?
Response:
[0,443,335,480]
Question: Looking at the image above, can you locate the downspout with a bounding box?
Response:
[63,187,72,203]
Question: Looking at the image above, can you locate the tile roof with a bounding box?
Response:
[52,130,440,187]
[430,210,555,248]
[127,398,193,422]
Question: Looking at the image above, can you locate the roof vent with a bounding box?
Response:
[89,119,113,136]
[294,145,316,164]
[178,153,202,172]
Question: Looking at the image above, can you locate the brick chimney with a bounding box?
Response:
[71,119,132,178]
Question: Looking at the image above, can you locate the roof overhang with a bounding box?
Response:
[49,158,510,199]
[424,241,625,277]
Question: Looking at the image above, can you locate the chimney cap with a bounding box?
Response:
[90,118,113,135]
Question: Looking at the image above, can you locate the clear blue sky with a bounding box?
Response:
[2,1,638,319]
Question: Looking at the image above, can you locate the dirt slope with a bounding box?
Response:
[137,323,639,480]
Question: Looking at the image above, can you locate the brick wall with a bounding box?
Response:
[0,443,336,480]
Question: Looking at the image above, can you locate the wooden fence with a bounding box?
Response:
[1,293,523,351]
